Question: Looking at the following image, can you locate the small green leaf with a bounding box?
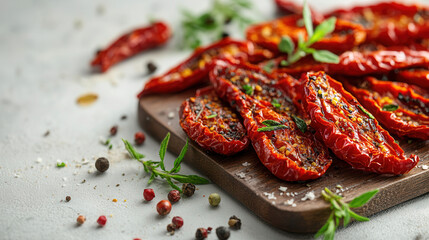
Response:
[169,174,210,184]
[170,139,189,173]
[280,60,289,66]
[278,36,294,54]
[314,216,331,238]
[343,207,351,227]
[271,99,281,108]
[308,17,337,46]
[349,189,379,208]
[166,177,182,192]
[312,50,340,64]
[382,104,399,111]
[147,173,156,185]
[325,219,336,240]
[108,144,113,150]
[302,0,313,38]
[242,84,254,95]
[349,210,370,222]
[263,60,275,74]
[257,125,289,132]
[122,139,145,160]
[262,120,282,126]
[104,139,110,146]
[358,105,375,120]
[159,132,170,171]
[291,115,307,133]
[57,162,66,168]
[206,113,217,119]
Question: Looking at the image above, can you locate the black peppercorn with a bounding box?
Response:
[167,223,175,234]
[228,215,241,229]
[221,32,230,38]
[216,226,230,240]
[195,228,208,240]
[95,157,109,172]
[182,183,196,197]
[146,61,157,75]
[65,196,71,202]
[110,125,118,136]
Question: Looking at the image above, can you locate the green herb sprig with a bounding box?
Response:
[257,120,289,132]
[358,105,375,119]
[382,104,399,111]
[315,188,379,240]
[242,84,254,95]
[181,0,253,49]
[206,113,218,119]
[278,0,339,66]
[122,133,209,192]
[291,115,307,133]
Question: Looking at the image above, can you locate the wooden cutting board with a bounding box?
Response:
[138,87,429,233]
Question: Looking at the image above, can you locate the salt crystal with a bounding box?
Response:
[301,191,315,201]
[280,193,284,196]
[292,203,297,207]
[284,199,295,206]
[278,186,288,192]
[167,112,175,119]
[242,162,251,167]
[14,173,20,178]
[62,177,67,181]
[286,192,290,196]
[236,172,246,179]
[99,136,107,144]
[36,157,43,163]
[422,165,428,170]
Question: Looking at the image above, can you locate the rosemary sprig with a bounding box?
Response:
[181,0,253,49]
[278,0,340,66]
[315,188,379,240]
[122,133,209,192]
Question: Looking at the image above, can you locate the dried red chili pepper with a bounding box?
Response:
[179,86,249,156]
[303,71,419,175]
[210,60,332,181]
[327,2,429,46]
[246,14,366,54]
[139,38,252,97]
[344,77,429,140]
[91,21,171,72]
[396,68,429,89]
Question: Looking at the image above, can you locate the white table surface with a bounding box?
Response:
[1,0,429,239]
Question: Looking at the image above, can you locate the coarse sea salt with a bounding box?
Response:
[242,162,251,167]
[301,191,315,201]
[236,172,246,179]
[263,192,277,200]
[422,165,428,170]
[36,157,43,163]
[284,199,296,207]
[278,186,288,192]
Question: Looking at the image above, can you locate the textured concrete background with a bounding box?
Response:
[1,0,428,239]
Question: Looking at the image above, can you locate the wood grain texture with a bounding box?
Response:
[138,88,429,233]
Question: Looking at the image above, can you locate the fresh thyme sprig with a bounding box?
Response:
[315,187,379,240]
[257,120,289,132]
[278,0,340,66]
[122,132,210,192]
[181,0,253,49]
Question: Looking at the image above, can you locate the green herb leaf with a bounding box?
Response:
[358,105,375,119]
[166,177,182,192]
[312,50,340,64]
[382,104,399,111]
[349,210,370,222]
[280,60,288,67]
[271,99,281,108]
[147,173,156,185]
[308,17,336,46]
[278,36,294,54]
[242,84,254,95]
[257,125,289,132]
[57,162,66,168]
[170,174,210,184]
[122,139,145,160]
[159,132,170,171]
[291,115,307,133]
[104,139,110,146]
[263,60,275,73]
[348,189,379,208]
[302,0,313,38]
[262,120,282,126]
[169,138,189,173]
[206,113,217,119]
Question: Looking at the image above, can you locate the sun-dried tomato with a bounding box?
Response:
[138,38,251,97]
[91,21,171,72]
[246,14,366,54]
[327,2,429,46]
[396,68,429,89]
[274,0,324,22]
[303,71,419,175]
[344,77,429,140]
[179,86,249,155]
[210,60,332,181]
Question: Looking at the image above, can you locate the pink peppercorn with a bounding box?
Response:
[134,132,146,145]
[172,216,184,229]
[168,190,181,203]
[143,188,155,201]
[97,215,107,226]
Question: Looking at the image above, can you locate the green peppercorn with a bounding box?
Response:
[182,183,196,197]
[216,226,230,240]
[95,157,109,172]
[208,193,221,207]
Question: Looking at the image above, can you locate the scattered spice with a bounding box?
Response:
[95,157,109,173]
[65,196,71,202]
[110,125,118,136]
[156,200,172,216]
[97,215,107,226]
[167,223,175,235]
[76,215,86,225]
[112,198,118,202]
[76,93,98,106]
[228,215,241,229]
[121,115,127,120]
[134,132,146,145]
[143,188,155,201]
[208,193,221,207]
[146,61,158,75]
[182,183,196,197]
[168,190,181,203]
[57,162,66,168]
[116,184,120,187]
[195,228,208,240]
[43,130,50,137]
[172,216,184,229]
[216,226,231,240]
[207,227,213,233]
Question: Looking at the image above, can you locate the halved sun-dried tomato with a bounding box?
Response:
[210,60,332,181]
[344,77,429,140]
[303,71,419,175]
[138,38,252,97]
[179,86,249,155]
[274,0,324,22]
[396,68,429,89]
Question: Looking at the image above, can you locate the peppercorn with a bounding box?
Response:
[76,215,86,225]
[167,223,175,234]
[121,115,127,120]
[216,226,230,240]
[182,183,196,197]
[208,193,221,207]
[207,227,213,233]
[228,215,241,229]
[168,190,181,203]
[110,125,118,136]
[97,215,107,226]
[143,188,155,201]
[156,200,172,216]
[65,196,71,202]
[172,216,184,229]
[146,61,157,75]
[195,228,208,240]
[95,157,109,172]
[134,132,146,145]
